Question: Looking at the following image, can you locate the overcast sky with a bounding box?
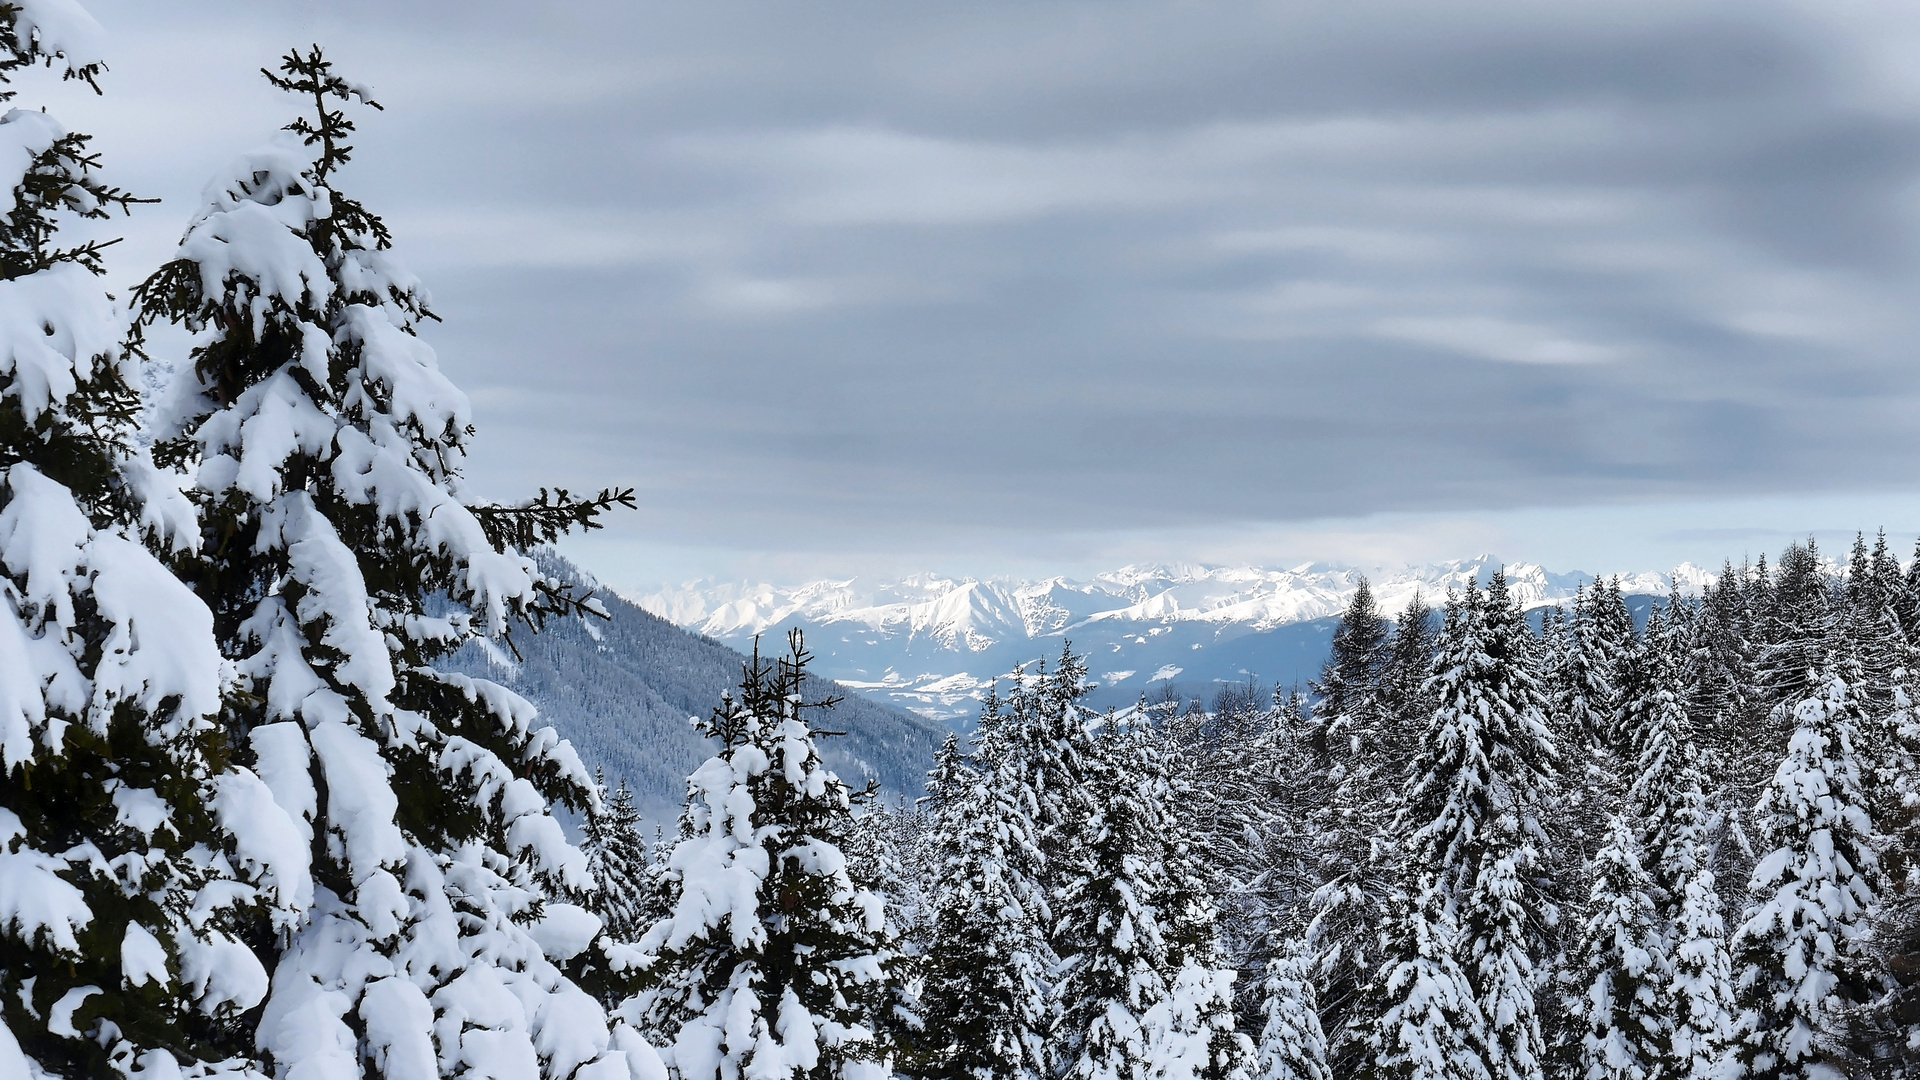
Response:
[37,0,1920,588]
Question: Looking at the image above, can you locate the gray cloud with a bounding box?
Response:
[44,0,1920,573]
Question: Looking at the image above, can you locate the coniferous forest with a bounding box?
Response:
[5,5,1920,1080]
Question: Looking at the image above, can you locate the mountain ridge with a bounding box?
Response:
[628,556,1715,721]
[439,552,949,821]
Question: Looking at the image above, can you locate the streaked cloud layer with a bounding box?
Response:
[46,0,1920,583]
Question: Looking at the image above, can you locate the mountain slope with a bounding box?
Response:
[637,557,1710,719]
[441,553,949,819]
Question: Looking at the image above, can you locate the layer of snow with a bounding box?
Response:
[637,556,1710,646]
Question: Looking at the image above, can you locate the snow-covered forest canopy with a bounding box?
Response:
[6,4,1920,1080]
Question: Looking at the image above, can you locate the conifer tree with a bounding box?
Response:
[1050,716,1176,1080]
[1311,577,1390,763]
[1300,579,1405,1063]
[1591,580,1638,744]
[583,771,652,943]
[129,48,642,1078]
[1382,592,1438,733]
[1138,722,1252,1080]
[1573,818,1666,1080]
[1386,578,1555,1080]
[1667,869,1736,1080]
[1371,882,1488,1080]
[1900,537,1920,647]
[1553,586,1615,751]
[637,633,898,1079]
[985,650,1093,938]
[1757,541,1833,715]
[1730,673,1883,1080]
[1467,573,1556,1080]
[918,733,1051,1080]
[1622,659,1708,906]
[1688,564,1759,753]
[1256,941,1331,1080]
[0,8,281,1077]
[1613,660,1738,1080]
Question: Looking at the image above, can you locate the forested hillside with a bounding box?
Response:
[890,537,1920,1078]
[441,552,948,817]
[580,536,1920,1079]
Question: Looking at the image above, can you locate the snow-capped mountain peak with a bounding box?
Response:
[630,558,1710,723]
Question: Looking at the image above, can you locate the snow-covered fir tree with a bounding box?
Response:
[1371,881,1488,1080]
[917,732,1051,1080]
[1552,586,1615,751]
[1666,869,1736,1080]
[635,632,898,1079]
[1255,941,1330,1080]
[1841,532,1909,716]
[1573,818,1665,1080]
[1731,672,1883,1079]
[1311,577,1390,764]
[1613,653,1736,1080]
[0,8,285,1077]
[129,49,645,1079]
[1383,591,1439,732]
[984,650,1091,943]
[1379,576,1556,1080]
[1049,714,1179,1080]
[584,770,653,944]
[1137,723,1252,1080]
[1688,564,1762,783]
[1757,542,1833,717]
[1621,658,1708,907]
[1589,580,1637,748]
[1293,590,1430,1078]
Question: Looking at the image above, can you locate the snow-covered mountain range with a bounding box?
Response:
[631,557,1713,723]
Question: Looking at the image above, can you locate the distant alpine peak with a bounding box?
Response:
[631,557,1715,648]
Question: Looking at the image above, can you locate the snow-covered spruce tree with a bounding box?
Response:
[1553,586,1615,751]
[1837,535,1918,850]
[1615,660,1737,1080]
[1573,817,1666,1080]
[635,632,898,1079]
[1621,654,1709,906]
[1043,704,1249,1080]
[1730,672,1883,1080]
[1688,564,1762,773]
[1757,541,1834,717]
[844,799,918,949]
[1378,577,1555,1080]
[1590,579,1637,743]
[1370,592,1488,1080]
[1310,577,1390,764]
[916,732,1051,1080]
[1841,531,1910,717]
[0,9,289,1078]
[1255,940,1330,1080]
[981,647,1096,961]
[129,49,647,1079]
[1667,869,1736,1080]
[1049,714,1174,1080]
[1294,589,1429,1078]
[1370,880,1488,1080]
[1382,591,1438,733]
[1158,672,1299,1014]
[1839,664,1920,1074]
[1464,572,1556,1080]
[584,771,654,944]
